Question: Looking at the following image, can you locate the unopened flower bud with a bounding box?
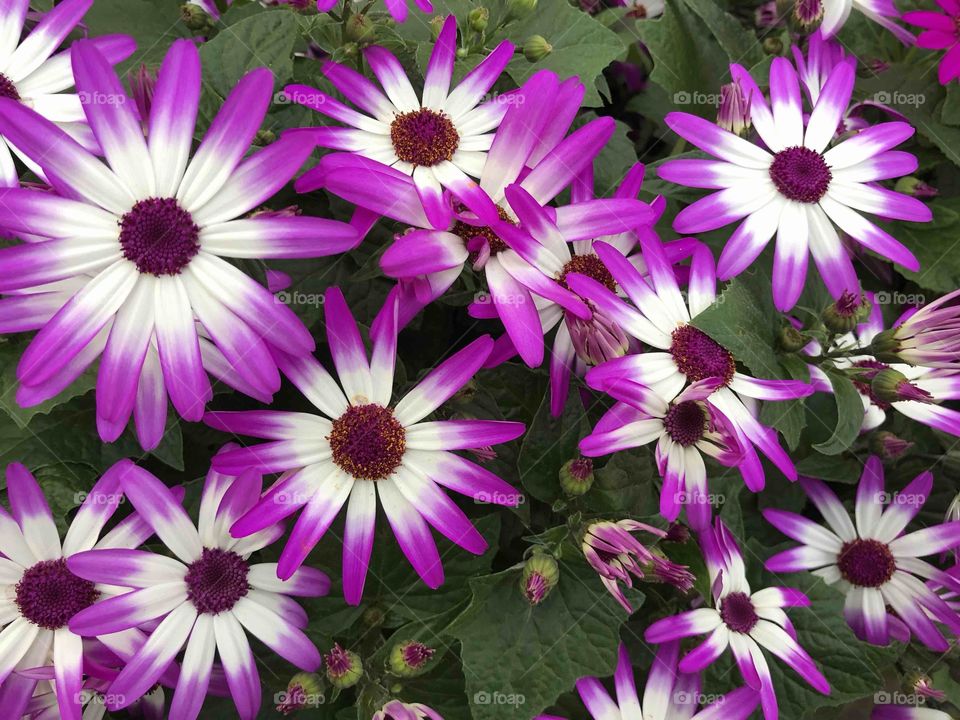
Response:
[389,640,436,678]
[664,522,690,543]
[871,368,934,405]
[523,35,552,62]
[778,324,809,352]
[763,36,784,55]
[276,672,324,714]
[506,0,538,20]
[822,291,870,334]
[130,64,156,123]
[559,458,594,496]
[324,644,363,689]
[870,431,913,461]
[790,0,823,30]
[253,129,276,146]
[429,14,447,40]
[894,176,939,198]
[346,13,375,42]
[180,3,215,32]
[717,79,751,137]
[644,548,696,593]
[520,550,559,605]
[904,672,947,701]
[468,7,489,31]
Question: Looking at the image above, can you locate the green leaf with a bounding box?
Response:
[82,0,189,69]
[587,448,658,515]
[502,0,625,106]
[811,370,864,455]
[518,391,590,504]
[888,197,960,294]
[794,453,863,484]
[760,354,810,451]
[446,548,632,720]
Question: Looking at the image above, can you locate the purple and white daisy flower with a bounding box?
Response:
[657,57,930,311]
[819,0,914,42]
[536,641,760,720]
[0,39,359,450]
[764,457,960,651]
[808,294,960,437]
[67,456,330,720]
[904,0,960,85]
[0,461,170,720]
[316,0,431,23]
[302,72,647,368]
[566,234,813,495]
[373,699,443,720]
[580,377,745,531]
[0,0,135,186]
[287,15,512,227]
[204,288,526,604]
[645,519,830,720]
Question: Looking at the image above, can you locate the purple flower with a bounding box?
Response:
[0,39,360,450]
[317,0,432,23]
[567,236,813,506]
[68,455,330,720]
[536,641,759,720]
[646,520,829,720]
[657,57,930,311]
[582,519,694,612]
[0,461,165,720]
[373,700,444,719]
[819,0,913,42]
[904,0,960,84]
[204,289,526,603]
[0,0,135,186]
[764,457,960,651]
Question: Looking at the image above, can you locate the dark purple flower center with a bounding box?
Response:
[0,73,20,101]
[558,254,617,292]
[769,146,832,203]
[324,643,356,677]
[851,359,892,409]
[390,109,460,167]
[402,641,435,669]
[185,548,249,614]
[663,401,707,446]
[119,197,200,276]
[456,204,516,259]
[15,558,100,630]
[720,591,759,633]
[670,325,736,384]
[329,403,406,481]
[793,0,824,24]
[837,538,896,588]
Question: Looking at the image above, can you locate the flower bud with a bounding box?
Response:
[763,36,784,55]
[468,7,489,31]
[276,672,324,715]
[777,324,809,352]
[506,0,538,20]
[717,79,751,137]
[523,35,553,62]
[130,64,156,123]
[822,291,870,334]
[904,672,947,701]
[790,0,823,31]
[429,15,447,40]
[870,368,934,405]
[559,457,594,496]
[346,13,375,43]
[180,3,215,32]
[870,431,913,461]
[324,644,363,689]
[894,176,939,199]
[388,640,436,678]
[520,550,559,605]
[664,522,690,543]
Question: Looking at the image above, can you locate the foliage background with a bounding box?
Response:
[11,0,960,717]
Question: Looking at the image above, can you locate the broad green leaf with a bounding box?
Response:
[888,197,960,294]
[518,391,590,504]
[811,370,864,455]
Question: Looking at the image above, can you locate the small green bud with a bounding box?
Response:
[559,457,594,496]
[276,673,324,715]
[870,368,933,405]
[868,328,902,363]
[822,291,870,334]
[388,640,436,678]
[468,7,489,31]
[506,0,538,20]
[324,644,363,689]
[253,129,276,146]
[523,35,552,62]
[363,606,385,626]
[180,3,215,32]
[777,324,809,352]
[456,47,468,59]
[341,42,359,58]
[520,550,559,605]
[763,36,784,55]
[894,176,938,198]
[345,13,375,43]
[429,15,446,41]
[870,431,913,462]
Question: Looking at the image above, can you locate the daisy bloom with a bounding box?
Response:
[317,0,431,23]
[0,461,172,720]
[204,289,526,603]
[645,519,830,720]
[764,457,960,651]
[566,234,813,494]
[809,293,960,437]
[0,39,359,449]
[904,2,960,85]
[0,0,135,185]
[580,377,745,531]
[287,15,512,227]
[479,170,663,414]
[581,519,694,612]
[374,700,443,720]
[302,71,645,368]
[536,641,760,720]
[657,57,930,311]
[67,455,330,720]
